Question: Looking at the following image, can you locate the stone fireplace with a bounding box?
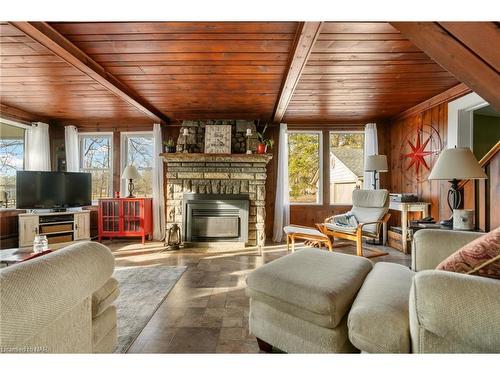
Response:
[183,193,249,243]
[162,153,273,248]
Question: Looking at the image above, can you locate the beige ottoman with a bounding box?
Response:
[246,249,373,353]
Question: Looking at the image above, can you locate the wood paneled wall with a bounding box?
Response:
[388,103,451,227]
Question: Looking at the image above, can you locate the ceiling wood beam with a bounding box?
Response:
[391,83,471,121]
[273,22,323,123]
[10,22,169,124]
[390,22,500,111]
[0,103,44,124]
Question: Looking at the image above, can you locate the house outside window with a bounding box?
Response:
[121,132,153,197]
[288,131,322,204]
[79,133,113,202]
[0,120,27,208]
[287,129,364,206]
[330,132,364,204]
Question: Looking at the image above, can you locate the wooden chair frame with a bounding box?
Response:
[318,213,391,258]
[285,224,333,253]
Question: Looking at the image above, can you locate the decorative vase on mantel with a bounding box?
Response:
[256,143,267,154]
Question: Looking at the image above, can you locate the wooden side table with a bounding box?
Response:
[0,248,52,267]
[389,201,430,253]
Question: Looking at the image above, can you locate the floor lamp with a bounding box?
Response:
[365,155,388,189]
[428,147,487,227]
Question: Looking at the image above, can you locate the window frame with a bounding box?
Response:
[0,118,29,210]
[120,131,154,197]
[78,132,114,203]
[287,130,324,206]
[328,130,365,206]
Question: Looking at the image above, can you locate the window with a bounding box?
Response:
[79,134,113,202]
[121,133,153,197]
[329,132,364,204]
[0,121,26,208]
[288,132,322,204]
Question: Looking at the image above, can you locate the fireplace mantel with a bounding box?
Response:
[161,153,272,164]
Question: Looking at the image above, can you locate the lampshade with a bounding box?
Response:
[121,165,141,180]
[428,147,487,180]
[365,155,388,172]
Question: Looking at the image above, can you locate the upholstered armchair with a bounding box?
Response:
[321,189,390,257]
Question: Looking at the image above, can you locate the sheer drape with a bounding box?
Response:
[363,123,378,189]
[25,122,51,171]
[152,123,166,240]
[272,123,290,242]
[65,125,79,172]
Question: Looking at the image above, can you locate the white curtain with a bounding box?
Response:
[65,125,79,172]
[272,123,290,242]
[363,123,378,189]
[25,122,51,171]
[152,123,166,240]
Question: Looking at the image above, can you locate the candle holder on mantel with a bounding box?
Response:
[246,128,252,154]
[182,128,189,153]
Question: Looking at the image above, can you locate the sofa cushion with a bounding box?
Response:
[436,227,500,279]
[92,277,119,318]
[92,304,117,345]
[348,262,415,353]
[246,249,373,328]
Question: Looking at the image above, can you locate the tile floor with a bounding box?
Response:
[106,240,410,353]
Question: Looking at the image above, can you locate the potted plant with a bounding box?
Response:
[163,138,176,153]
[256,124,274,154]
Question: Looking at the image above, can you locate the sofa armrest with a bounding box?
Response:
[411,229,484,271]
[0,241,114,348]
[409,270,500,353]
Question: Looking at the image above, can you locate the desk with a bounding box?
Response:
[389,201,430,253]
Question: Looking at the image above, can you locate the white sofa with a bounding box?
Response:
[0,241,118,353]
[348,229,500,353]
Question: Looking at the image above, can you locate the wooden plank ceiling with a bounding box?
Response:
[0,22,153,126]
[49,22,298,121]
[0,22,474,126]
[282,22,460,123]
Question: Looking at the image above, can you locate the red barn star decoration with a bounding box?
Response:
[400,132,435,173]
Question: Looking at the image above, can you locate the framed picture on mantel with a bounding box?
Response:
[204,125,231,154]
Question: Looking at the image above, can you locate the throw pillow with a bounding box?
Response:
[436,227,500,279]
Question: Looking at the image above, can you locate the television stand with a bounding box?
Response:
[18,210,91,249]
[52,208,67,213]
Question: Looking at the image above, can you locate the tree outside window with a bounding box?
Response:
[0,122,25,208]
[288,132,321,204]
[80,135,112,201]
[125,135,153,197]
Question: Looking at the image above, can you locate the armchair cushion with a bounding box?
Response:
[436,227,500,279]
[412,229,484,271]
[325,189,389,235]
[348,262,415,353]
[351,189,389,233]
[409,270,500,353]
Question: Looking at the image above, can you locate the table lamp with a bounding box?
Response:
[121,165,141,198]
[365,155,388,189]
[428,147,487,227]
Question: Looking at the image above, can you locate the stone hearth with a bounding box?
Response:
[162,153,273,247]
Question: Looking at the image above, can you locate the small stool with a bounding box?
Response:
[284,225,332,252]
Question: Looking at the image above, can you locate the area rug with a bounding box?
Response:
[113,265,187,353]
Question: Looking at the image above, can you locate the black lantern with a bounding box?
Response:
[165,223,182,250]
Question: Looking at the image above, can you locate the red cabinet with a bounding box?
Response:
[98,198,153,244]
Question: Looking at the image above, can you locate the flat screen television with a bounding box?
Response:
[16,171,92,209]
